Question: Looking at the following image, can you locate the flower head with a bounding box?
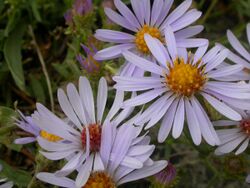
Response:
[37,122,167,187]
[0,164,13,188]
[76,42,101,74]
[214,109,250,155]
[64,0,93,25]
[94,0,206,61]
[14,111,62,144]
[114,26,250,146]
[34,76,165,187]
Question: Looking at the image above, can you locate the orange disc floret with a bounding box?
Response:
[40,130,62,142]
[83,172,116,188]
[135,25,162,54]
[166,58,206,97]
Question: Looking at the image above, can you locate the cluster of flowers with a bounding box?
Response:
[8,0,250,187]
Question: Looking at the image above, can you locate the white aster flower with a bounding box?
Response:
[114,25,250,146]
[95,0,205,60]
[0,164,13,188]
[214,110,250,155]
[36,116,167,188]
[94,0,206,76]
[33,76,147,187]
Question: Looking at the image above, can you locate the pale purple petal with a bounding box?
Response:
[75,155,94,187]
[14,137,36,144]
[94,44,135,61]
[117,160,168,185]
[165,26,177,61]
[227,30,250,61]
[201,92,242,121]
[95,29,135,43]
[156,0,174,27]
[144,34,168,68]
[158,99,179,143]
[172,97,185,139]
[175,25,204,39]
[185,99,202,145]
[97,77,108,122]
[160,0,192,30]
[150,0,164,26]
[122,51,164,75]
[171,9,202,32]
[36,173,76,188]
[176,38,208,48]
[79,77,95,123]
[123,88,166,107]
[114,0,141,29]
[104,7,138,32]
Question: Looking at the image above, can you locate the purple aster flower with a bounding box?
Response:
[214,109,250,155]
[36,123,167,187]
[14,111,63,144]
[33,77,159,187]
[114,26,250,146]
[0,164,13,188]
[226,23,250,71]
[14,111,41,144]
[64,0,93,25]
[76,43,101,74]
[94,0,206,61]
[154,163,177,186]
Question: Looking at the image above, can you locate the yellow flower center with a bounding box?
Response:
[83,172,116,188]
[135,25,162,54]
[166,58,206,97]
[40,130,62,142]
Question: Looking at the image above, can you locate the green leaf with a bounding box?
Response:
[29,0,42,22]
[0,106,17,128]
[29,74,46,103]
[0,159,32,187]
[3,23,26,91]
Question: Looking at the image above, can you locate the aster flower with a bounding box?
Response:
[33,76,146,187]
[214,110,250,155]
[113,26,250,146]
[64,0,93,25]
[76,43,101,74]
[36,123,167,187]
[95,0,206,61]
[0,164,13,188]
[14,111,62,144]
[226,23,250,70]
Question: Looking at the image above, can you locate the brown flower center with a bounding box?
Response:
[81,124,102,152]
[83,172,116,188]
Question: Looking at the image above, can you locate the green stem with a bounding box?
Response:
[27,152,49,188]
[28,25,55,112]
[199,0,218,25]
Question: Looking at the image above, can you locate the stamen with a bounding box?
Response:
[240,119,250,136]
[81,124,102,152]
[40,130,62,142]
[166,58,206,97]
[83,172,116,188]
[135,25,162,54]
